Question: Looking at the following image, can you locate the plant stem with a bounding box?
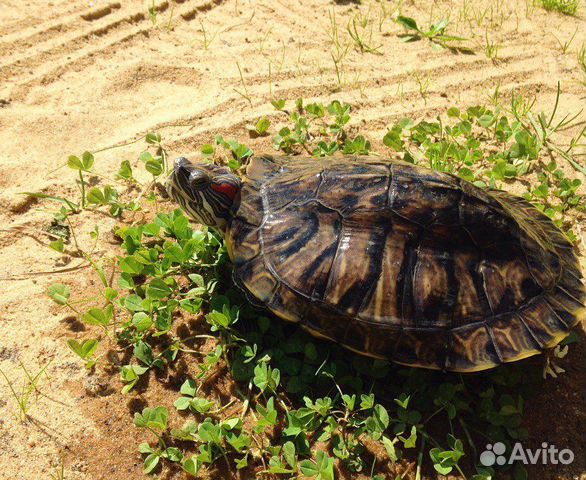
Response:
[79,170,86,208]
[416,434,425,480]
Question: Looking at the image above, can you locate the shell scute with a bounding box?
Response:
[480,242,543,312]
[412,233,457,328]
[447,324,500,371]
[488,315,541,362]
[261,201,342,299]
[323,211,391,315]
[393,328,449,369]
[389,163,462,226]
[318,170,389,213]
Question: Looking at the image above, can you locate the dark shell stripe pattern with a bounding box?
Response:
[226,155,585,372]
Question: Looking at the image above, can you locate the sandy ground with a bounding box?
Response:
[1,0,585,478]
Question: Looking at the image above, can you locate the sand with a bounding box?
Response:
[0,0,585,478]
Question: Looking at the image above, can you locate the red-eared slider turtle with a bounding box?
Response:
[166,155,585,372]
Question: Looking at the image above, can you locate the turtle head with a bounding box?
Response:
[166,157,242,230]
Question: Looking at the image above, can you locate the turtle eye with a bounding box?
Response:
[189,170,210,189]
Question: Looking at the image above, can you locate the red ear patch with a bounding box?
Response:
[210,181,238,201]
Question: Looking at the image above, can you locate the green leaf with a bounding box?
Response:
[198,421,222,444]
[256,117,270,134]
[271,99,286,110]
[163,447,183,462]
[396,16,419,31]
[283,441,297,468]
[82,306,112,327]
[67,339,83,357]
[394,394,410,409]
[49,238,65,253]
[139,151,153,163]
[67,155,83,170]
[253,362,280,393]
[360,393,374,410]
[134,341,155,366]
[235,455,249,469]
[382,436,398,462]
[124,294,145,312]
[226,432,251,452]
[383,127,404,151]
[132,312,152,332]
[145,157,164,176]
[146,278,173,300]
[188,273,205,287]
[191,397,215,414]
[206,311,231,329]
[430,18,449,34]
[143,453,160,474]
[201,144,215,156]
[315,450,334,480]
[180,298,203,314]
[478,114,495,128]
[117,160,133,180]
[120,364,148,393]
[86,187,105,205]
[430,449,453,475]
[183,456,201,476]
[81,339,99,358]
[372,404,389,430]
[458,167,475,181]
[138,442,154,454]
[145,132,161,144]
[119,256,144,275]
[299,459,319,477]
[104,287,118,301]
[47,283,70,305]
[68,338,99,360]
[81,151,95,170]
[174,397,192,411]
[400,425,418,448]
[134,406,169,431]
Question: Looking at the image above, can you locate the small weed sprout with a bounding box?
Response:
[487,80,502,106]
[347,10,383,55]
[147,0,158,25]
[50,453,66,480]
[327,10,351,89]
[510,88,537,120]
[257,27,272,54]
[0,362,52,422]
[233,62,252,106]
[577,43,586,86]
[484,27,500,62]
[198,20,218,50]
[377,0,398,31]
[552,26,578,54]
[414,71,432,104]
[396,81,406,105]
[396,16,469,52]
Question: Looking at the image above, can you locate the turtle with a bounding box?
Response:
[166,154,585,372]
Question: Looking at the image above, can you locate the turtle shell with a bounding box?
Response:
[225,155,585,372]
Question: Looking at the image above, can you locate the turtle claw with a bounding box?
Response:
[542,345,569,379]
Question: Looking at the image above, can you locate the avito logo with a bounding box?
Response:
[480,442,574,466]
